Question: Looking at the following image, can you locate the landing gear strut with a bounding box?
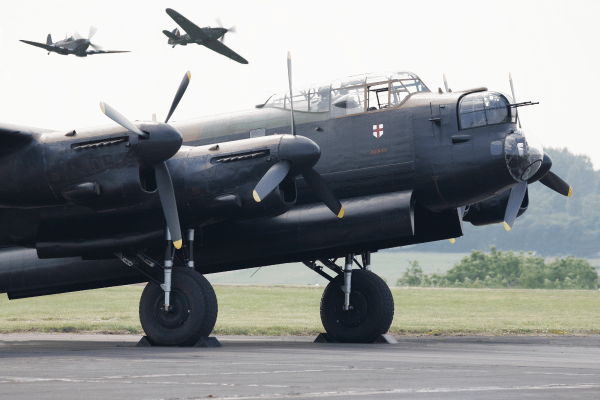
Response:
[117,227,218,346]
[304,252,394,343]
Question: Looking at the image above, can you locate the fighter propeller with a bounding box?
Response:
[215,17,236,43]
[73,26,103,50]
[99,72,191,249]
[502,73,571,231]
[252,52,344,218]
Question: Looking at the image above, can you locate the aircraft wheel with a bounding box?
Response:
[139,268,218,346]
[320,269,394,343]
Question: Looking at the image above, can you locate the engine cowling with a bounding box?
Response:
[463,187,529,226]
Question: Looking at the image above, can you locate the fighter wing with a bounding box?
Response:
[203,40,249,64]
[165,8,211,41]
[20,40,70,55]
[86,50,130,55]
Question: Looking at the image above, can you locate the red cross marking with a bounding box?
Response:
[373,124,383,138]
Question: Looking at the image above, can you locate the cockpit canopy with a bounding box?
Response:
[459,92,517,130]
[262,71,429,117]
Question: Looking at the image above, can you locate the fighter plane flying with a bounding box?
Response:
[0,54,571,346]
[20,27,130,57]
[163,8,248,64]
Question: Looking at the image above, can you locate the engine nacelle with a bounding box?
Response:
[463,186,529,226]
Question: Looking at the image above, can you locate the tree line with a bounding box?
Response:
[396,247,599,290]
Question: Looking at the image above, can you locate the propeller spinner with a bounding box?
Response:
[100,71,192,248]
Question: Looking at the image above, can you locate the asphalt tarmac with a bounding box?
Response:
[0,334,599,400]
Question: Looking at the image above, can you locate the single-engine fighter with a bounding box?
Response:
[20,26,130,57]
[0,55,571,346]
[163,8,248,64]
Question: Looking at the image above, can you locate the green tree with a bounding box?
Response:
[396,260,423,287]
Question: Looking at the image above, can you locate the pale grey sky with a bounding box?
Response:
[1,0,599,166]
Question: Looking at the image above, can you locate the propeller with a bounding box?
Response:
[287,52,296,136]
[88,26,97,40]
[539,171,572,197]
[503,181,527,231]
[443,73,450,93]
[74,26,103,50]
[99,71,192,249]
[252,52,344,218]
[215,17,236,43]
[253,161,291,202]
[502,74,572,231]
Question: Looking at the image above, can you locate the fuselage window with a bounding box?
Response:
[459,92,512,130]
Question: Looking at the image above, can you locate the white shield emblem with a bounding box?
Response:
[373,124,383,138]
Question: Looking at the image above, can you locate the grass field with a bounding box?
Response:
[206,251,470,286]
[1,284,599,336]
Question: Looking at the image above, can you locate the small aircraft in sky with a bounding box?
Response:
[20,27,130,57]
[163,8,248,64]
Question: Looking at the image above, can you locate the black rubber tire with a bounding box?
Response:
[320,269,394,343]
[139,268,218,346]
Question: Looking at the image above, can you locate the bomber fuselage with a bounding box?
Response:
[0,77,530,251]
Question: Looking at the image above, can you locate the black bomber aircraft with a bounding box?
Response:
[163,8,248,64]
[0,54,571,346]
[20,26,130,57]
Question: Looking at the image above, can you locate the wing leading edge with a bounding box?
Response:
[203,40,248,64]
[20,40,70,55]
[86,50,130,55]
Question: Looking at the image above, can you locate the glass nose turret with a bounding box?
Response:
[504,129,544,181]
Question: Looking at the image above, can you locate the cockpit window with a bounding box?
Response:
[459,92,514,130]
[262,71,429,117]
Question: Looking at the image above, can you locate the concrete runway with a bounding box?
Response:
[0,334,599,400]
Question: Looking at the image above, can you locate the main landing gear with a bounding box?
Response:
[116,228,217,346]
[303,252,394,343]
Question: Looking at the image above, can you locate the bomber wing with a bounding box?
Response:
[203,40,248,64]
[165,8,211,41]
[20,40,70,55]
[0,122,53,153]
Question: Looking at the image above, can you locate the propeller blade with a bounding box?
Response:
[228,26,236,34]
[219,35,225,43]
[89,42,103,50]
[253,160,292,202]
[287,52,296,136]
[302,167,344,218]
[443,73,449,93]
[88,26,97,40]
[215,17,223,27]
[99,102,147,138]
[503,181,527,231]
[73,31,83,40]
[509,72,521,128]
[165,71,191,123]
[155,162,183,249]
[540,171,572,197]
